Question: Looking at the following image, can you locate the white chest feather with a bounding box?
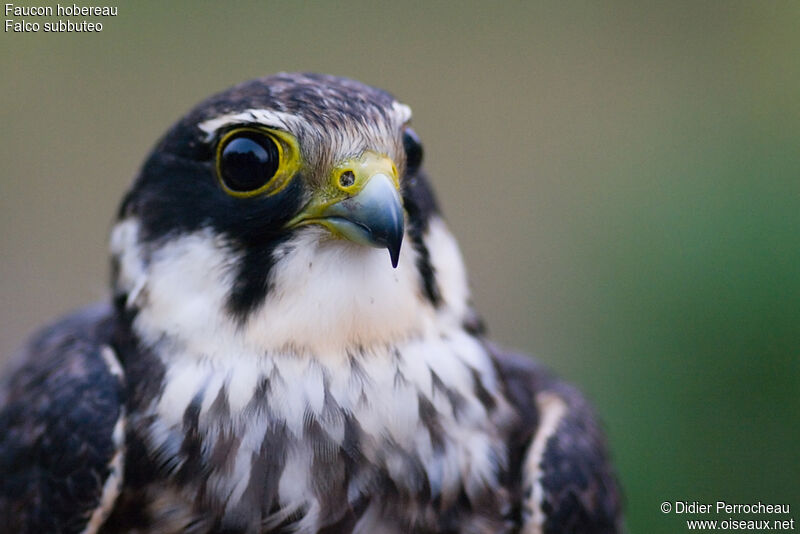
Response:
[143,332,511,526]
[112,216,514,531]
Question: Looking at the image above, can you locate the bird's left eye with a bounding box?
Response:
[215,128,301,198]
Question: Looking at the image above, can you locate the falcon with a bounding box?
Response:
[0,73,622,533]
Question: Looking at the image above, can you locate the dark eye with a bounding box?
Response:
[402,128,423,174]
[218,132,280,194]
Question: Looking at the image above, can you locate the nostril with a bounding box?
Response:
[338,170,355,187]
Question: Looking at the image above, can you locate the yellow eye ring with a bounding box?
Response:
[215,127,301,198]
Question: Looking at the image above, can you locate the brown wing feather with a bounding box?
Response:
[0,304,126,534]
[489,346,623,534]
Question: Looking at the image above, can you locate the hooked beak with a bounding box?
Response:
[286,151,405,267]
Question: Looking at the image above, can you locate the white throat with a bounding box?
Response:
[111,216,471,359]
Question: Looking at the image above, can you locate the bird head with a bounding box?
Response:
[111,73,471,354]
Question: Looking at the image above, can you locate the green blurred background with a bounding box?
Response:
[1,2,798,531]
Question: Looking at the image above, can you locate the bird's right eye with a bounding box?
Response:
[217,131,281,196]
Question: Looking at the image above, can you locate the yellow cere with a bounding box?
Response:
[285,151,400,231]
[331,151,400,194]
[309,153,396,213]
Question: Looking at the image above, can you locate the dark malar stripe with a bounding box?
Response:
[402,169,442,307]
[227,234,292,321]
[408,225,442,307]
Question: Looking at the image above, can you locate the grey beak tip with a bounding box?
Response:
[317,173,405,267]
[389,242,401,268]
